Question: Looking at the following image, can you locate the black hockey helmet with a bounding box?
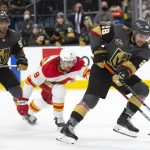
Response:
[133,19,150,35]
[0,11,10,24]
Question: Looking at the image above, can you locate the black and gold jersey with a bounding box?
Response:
[90,24,150,73]
[0,29,23,65]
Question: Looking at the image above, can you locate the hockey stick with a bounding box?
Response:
[0,65,17,68]
[104,64,150,121]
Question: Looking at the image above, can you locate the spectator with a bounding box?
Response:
[94,1,113,26]
[142,1,150,19]
[0,1,9,12]
[50,12,75,46]
[68,3,86,35]
[28,24,50,46]
[16,10,34,46]
[10,0,29,15]
[10,0,30,29]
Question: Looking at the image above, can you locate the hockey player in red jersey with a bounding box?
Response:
[56,19,150,144]
[17,49,90,129]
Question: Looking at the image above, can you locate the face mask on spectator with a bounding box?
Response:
[101,6,108,11]
[24,14,30,20]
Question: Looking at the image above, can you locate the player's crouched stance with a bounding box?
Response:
[16,49,90,129]
[56,19,150,144]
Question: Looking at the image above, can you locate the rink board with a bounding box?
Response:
[0,46,150,89]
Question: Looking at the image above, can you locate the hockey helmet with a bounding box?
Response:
[60,49,77,71]
[60,49,77,62]
[0,11,10,24]
[133,19,150,35]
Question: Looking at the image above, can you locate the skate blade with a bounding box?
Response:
[56,133,76,144]
[113,125,138,138]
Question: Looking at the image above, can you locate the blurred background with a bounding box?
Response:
[1,0,150,47]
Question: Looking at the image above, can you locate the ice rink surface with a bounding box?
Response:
[0,89,150,150]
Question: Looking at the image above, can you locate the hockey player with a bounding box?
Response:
[0,12,28,110]
[57,19,150,144]
[16,49,90,129]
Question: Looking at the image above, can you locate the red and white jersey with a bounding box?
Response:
[26,56,90,87]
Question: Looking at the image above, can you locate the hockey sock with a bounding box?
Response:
[126,95,144,115]
[29,100,40,114]
[68,104,89,126]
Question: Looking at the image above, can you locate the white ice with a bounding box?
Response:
[0,89,150,150]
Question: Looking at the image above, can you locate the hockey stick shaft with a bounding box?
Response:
[104,64,150,121]
[0,65,17,68]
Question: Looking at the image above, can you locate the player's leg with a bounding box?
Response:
[57,64,112,144]
[26,83,53,125]
[0,68,22,107]
[26,96,50,125]
[113,75,149,137]
[52,84,67,130]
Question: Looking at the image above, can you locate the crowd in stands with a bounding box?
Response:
[0,0,150,46]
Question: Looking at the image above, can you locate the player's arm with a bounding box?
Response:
[76,59,90,79]
[89,25,114,68]
[25,68,46,88]
[79,66,90,80]
[11,33,28,71]
[113,56,149,87]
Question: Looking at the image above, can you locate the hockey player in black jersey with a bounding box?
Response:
[0,11,32,121]
[57,19,150,144]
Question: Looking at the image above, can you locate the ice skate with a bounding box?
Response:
[54,117,65,130]
[113,109,139,138]
[22,114,37,125]
[56,122,78,144]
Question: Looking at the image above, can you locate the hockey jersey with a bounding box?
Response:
[26,56,90,87]
[90,24,150,74]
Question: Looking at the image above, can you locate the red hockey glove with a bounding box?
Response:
[17,97,29,116]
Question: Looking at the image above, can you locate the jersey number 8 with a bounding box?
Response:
[101,26,110,35]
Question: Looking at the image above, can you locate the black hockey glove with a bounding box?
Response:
[112,66,131,86]
[16,57,28,71]
[94,53,107,68]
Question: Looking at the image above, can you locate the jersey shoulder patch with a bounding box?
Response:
[91,26,102,36]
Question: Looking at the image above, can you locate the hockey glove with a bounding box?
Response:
[96,60,105,68]
[17,97,29,116]
[16,57,28,71]
[94,49,107,68]
[112,66,131,86]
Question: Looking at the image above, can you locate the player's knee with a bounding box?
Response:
[82,93,100,109]
[8,85,23,98]
[133,82,149,97]
[52,84,67,103]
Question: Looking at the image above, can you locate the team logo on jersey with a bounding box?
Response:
[110,48,131,68]
[0,47,10,64]
[115,39,124,46]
